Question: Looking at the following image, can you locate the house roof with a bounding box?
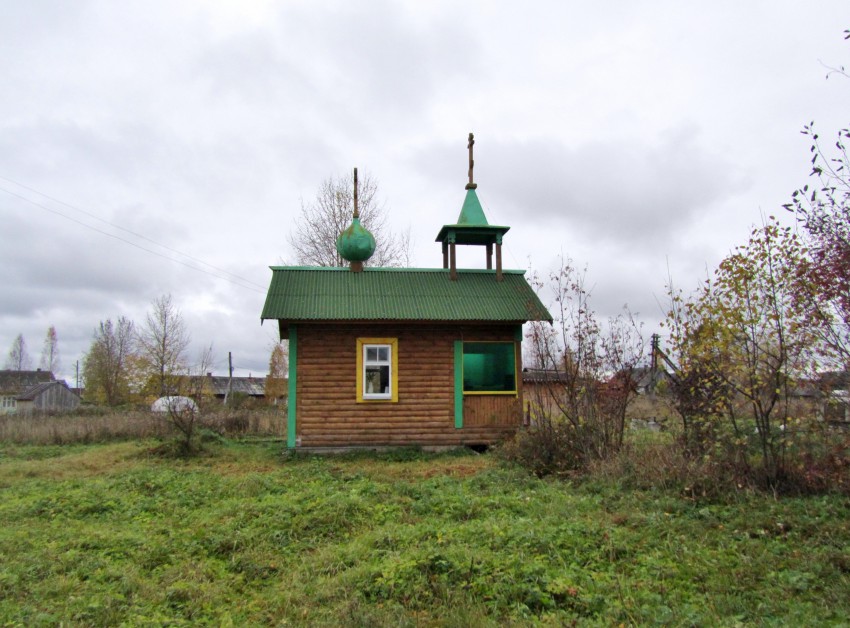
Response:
[199,375,267,397]
[631,366,677,390]
[261,267,552,323]
[16,380,75,401]
[819,370,850,391]
[0,370,55,394]
[522,368,570,384]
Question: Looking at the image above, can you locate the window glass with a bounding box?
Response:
[462,342,516,392]
[363,343,392,398]
[365,365,390,395]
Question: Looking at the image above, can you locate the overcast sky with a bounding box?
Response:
[1,0,847,382]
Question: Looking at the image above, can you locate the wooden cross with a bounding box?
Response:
[466,132,477,190]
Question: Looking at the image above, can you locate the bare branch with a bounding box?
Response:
[287,172,411,267]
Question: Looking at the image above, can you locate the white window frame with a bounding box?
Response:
[362,343,392,400]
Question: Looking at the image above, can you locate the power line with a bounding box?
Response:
[0,183,266,294]
[0,177,267,294]
[0,174,265,289]
[480,197,523,269]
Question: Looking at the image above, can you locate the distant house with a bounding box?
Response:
[781,371,850,424]
[522,368,569,423]
[817,371,850,424]
[0,370,80,415]
[190,374,268,401]
[522,368,642,424]
[631,366,676,395]
[16,381,81,414]
[261,137,552,450]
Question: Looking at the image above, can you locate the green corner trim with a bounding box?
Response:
[287,326,298,448]
[454,340,463,429]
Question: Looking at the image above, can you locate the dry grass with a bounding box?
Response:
[0,406,285,446]
[0,441,149,484]
[0,410,167,444]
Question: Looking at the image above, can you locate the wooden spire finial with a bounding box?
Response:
[466,132,477,190]
[353,167,359,218]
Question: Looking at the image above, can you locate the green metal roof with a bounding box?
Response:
[435,224,511,245]
[457,188,489,226]
[435,189,511,244]
[261,267,552,323]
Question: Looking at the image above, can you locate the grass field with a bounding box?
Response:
[1,439,849,626]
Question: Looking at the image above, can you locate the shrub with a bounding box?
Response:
[562,421,850,498]
[781,427,850,495]
[498,417,581,478]
[517,260,644,476]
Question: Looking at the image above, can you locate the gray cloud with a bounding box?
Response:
[0,0,847,382]
[414,128,750,251]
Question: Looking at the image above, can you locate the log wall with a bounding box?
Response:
[294,323,522,447]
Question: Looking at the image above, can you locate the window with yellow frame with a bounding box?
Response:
[356,338,398,402]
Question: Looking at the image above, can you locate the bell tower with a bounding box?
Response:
[435,133,510,281]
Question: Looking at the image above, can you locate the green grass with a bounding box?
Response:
[0,441,849,626]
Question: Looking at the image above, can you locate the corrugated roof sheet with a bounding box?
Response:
[191,375,267,396]
[261,267,552,323]
[0,370,55,394]
[16,381,75,401]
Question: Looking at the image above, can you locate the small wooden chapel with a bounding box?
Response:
[261,134,552,449]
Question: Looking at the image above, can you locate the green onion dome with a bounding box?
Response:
[336,216,376,263]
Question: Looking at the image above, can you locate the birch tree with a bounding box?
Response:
[287,172,411,267]
[264,342,288,404]
[39,326,60,373]
[137,294,190,397]
[83,317,135,406]
[5,334,32,370]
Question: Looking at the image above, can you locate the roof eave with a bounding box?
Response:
[265,318,542,325]
[434,224,511,244]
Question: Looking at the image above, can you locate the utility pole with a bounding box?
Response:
[650,334,660,371]
[224,351,234,404]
